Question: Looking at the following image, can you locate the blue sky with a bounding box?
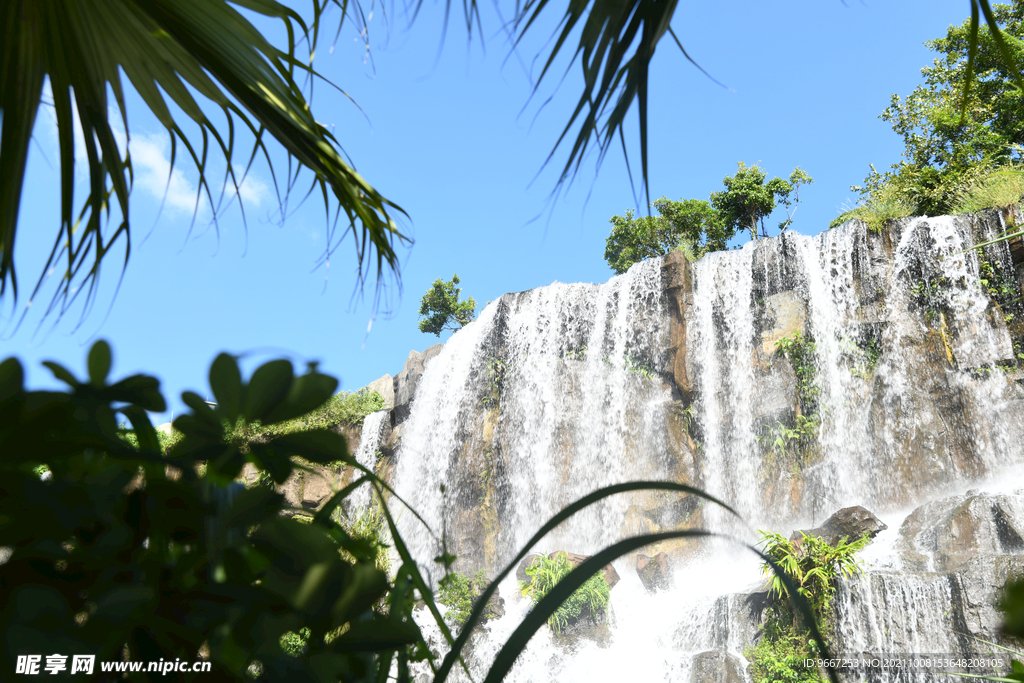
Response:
[4,0,968,423]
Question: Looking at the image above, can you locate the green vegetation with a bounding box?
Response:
[5,341,750,682]
[624,353,656,380]
[761,334,827,478]
[605,165,813,272]
[437,570,489,626]
[335,503,394,578]
[710,163,813,241]
[953,163,1024,213]
[979,255,1024,367]
[604,197,732,273]
[855,336,882,376]
[828,180,917,232]
[280,627,311,658]
[980,256,1023,317]
[746,531,870,683]
[759,414,821,474]
[481,357,507,407]
[418,274,478,337]
[119,388,383,458]
[520,554,611,634]
[839,0,1024,225]
[774,333,821,415]
[1,342,427,680]
[228,388,385,446]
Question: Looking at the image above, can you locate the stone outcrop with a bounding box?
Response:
[791,506,888,547]
[899,491,1024,572]
[832,490,1024,659]
[636,552,672,592]
[687,490,1024,683]
[759,290,807,357]
[392,344,444,425]
[689,651,746,683]
[365,374,395,410]
[662,250,695,400]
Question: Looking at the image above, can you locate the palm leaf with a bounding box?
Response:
[1,0,408,323]
[511,0,686,209]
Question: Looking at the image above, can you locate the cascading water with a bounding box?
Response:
[349,409,390,513]
[389,214,1024,682]
[393,259,671,578]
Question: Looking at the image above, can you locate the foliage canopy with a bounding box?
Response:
[2,342,759,680]
[0,341,430,680]
[418,274,477,336]
[710,163,812,241]
[847,0,1024,219]
[604,197,731,273]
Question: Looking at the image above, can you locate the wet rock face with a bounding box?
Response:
[759,291,807,357]
[833,489,1024,659]
[689,651,746,683]
[900,492,1024,572]
[662,250,694,400]
[392,344,444,425]
[791,506,888,546]
[636,552,672,593]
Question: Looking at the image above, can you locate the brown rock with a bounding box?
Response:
[661,251,694,399]
[760,291,807,357]
[791,506,887,547]
[636,552,672,592]
[689,651,746,683]
[301,471,334,510]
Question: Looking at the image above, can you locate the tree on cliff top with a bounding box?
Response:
[710,163,813,241]
[418,274,477,336]
[850,0,1024,218]
[604,197,731,274]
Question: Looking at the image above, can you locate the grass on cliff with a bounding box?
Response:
[119,388,385,454]
[830,164,1024,232]
[952,164,1024,214]
[227,387,385,445]
[829,184,916,233]
[437,569,489,626]
[745,531,869,683]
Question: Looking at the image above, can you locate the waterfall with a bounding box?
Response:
[393,258,671,579]
[348,409,389,514]
[389,215,1024,682]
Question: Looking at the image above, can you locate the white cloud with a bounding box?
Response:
[127,131,203,214]
[35,82,268,218]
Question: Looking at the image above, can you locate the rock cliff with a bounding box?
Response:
[355,210,1024,681]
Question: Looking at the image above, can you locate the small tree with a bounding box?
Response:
[710,163,812,240]
[604,197,732,274]
[418,274,477,336]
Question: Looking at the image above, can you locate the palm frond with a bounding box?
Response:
[511,0,686,208]
[1,0,408,323]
